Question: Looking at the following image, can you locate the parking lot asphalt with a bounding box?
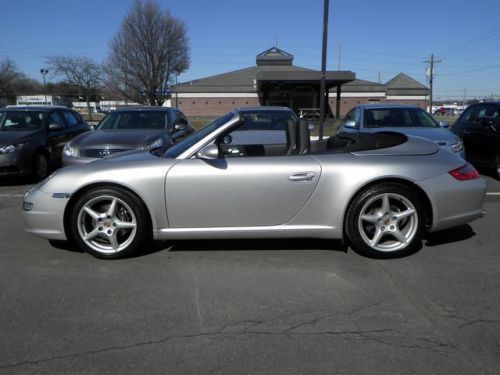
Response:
[0,175,499,374]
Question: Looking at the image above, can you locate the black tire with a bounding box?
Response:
[31,153,49,182]
[345,183,424,258]
[69,186,151,259]
[494,154,500,180]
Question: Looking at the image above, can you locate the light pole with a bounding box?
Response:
[40,68,49,105]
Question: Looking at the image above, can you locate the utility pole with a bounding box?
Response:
[318,0,329,140]
[424,54,441,114]
[378,72,381,84]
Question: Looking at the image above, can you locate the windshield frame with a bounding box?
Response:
[164,112,239,159]
[0,110,46,132]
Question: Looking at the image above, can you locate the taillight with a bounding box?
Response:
[448,163,480,181]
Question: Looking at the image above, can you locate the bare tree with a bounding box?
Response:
[47,56,103,119]
[0,58,25,105]
[106,0,190,106]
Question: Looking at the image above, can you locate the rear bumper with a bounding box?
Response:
[417,174,487,232]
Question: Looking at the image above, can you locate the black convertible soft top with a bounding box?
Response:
[312,131,408,154]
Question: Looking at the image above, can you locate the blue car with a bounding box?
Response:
[338,104,465,159]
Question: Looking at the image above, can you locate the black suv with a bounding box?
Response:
[0,106,89,181]
[452,101,500,179]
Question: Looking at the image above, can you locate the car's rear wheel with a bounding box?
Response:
[346,183,424,258]
[32,153,49,181]
[69,187,150,259]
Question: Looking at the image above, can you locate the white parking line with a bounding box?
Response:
[487,192,500,196]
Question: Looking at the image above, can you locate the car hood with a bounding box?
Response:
[0,130,37,145]
[371,127,460,144]
[71,129,168,148]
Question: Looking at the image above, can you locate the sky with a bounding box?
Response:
[2,0,500,100]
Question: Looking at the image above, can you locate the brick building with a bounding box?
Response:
[170,47,429,118]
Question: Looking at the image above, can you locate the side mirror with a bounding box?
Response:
[48,123,62,131]
[196,144,219,160]
[342,120,356,129]
[172,120,188,132]
[438,121,449,128]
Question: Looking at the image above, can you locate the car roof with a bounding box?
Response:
[112,106,175,112]
[354,104,422,110]
[236,106,294,113]
[467,101,500,107]
[1,106,70,112]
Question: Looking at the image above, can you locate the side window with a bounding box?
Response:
[344,108,360,126]
[216,111,293,158]
[48,111,66,127]
[63,111,80,127]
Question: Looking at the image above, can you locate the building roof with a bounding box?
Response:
[386,73,429,96]
[176,64,314,93]
[339,78,386,93]
[175,48,428,97]
[256,47,293,66]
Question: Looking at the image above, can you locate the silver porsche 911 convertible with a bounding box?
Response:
[23,107,487,259]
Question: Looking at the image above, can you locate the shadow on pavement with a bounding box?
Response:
[170,238,348,253]
[424,224,475,247]
[0,176,34,187]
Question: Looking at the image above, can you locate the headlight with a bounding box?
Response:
[0,143,27,154]
[147,138,164,149]
[63,143,78,157]
[450,141,464,153]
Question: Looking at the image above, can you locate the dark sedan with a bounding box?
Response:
[63,106,193,165]
[0,106,88,180]
[452,101,500,179]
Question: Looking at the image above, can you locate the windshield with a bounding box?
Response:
[0,111,45,131]
[164,112,235,158]
[364,108,438,128]
[98,111,169,130]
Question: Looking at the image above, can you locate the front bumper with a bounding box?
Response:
[22,188,69,240]
[0,151,30,176]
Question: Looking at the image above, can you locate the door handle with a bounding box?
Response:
[288,171,316,182]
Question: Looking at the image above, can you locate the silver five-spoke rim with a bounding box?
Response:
[77,195,137,254]
[358,193,418,252]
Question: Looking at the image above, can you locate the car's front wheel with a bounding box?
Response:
[32,153,49,181]
[494,154,500,180]
[346,183,424,258]
[69,187,150,259]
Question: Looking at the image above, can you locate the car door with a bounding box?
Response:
[165,112,321,228]
[463,104,498,167]
[46,110,69,162]
[63,110,88,139]
[165,155,321,228]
